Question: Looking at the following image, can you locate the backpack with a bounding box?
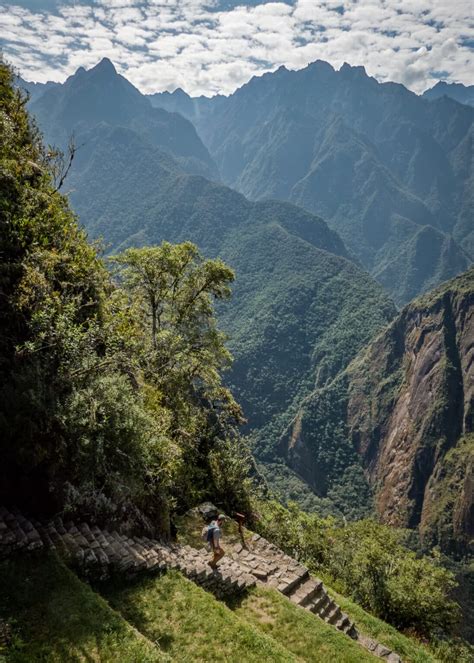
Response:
[201,523,217,545]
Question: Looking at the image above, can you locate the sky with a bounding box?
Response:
[1,0,473,96]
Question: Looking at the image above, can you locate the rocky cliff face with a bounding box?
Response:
[347,269,473,551]
[282,269,474,553]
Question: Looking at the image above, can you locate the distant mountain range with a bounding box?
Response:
[22,61,473,306]
[423,81,474,107]
[27,59,218,180]
[149,61,473,306]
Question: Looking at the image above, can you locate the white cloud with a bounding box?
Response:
[0,0,472,95]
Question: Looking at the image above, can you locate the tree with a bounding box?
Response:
[111,242,235,400]
[0,59,109,511]
[112,243,249,512]
[0,62,175,529]
[0,59,253,531]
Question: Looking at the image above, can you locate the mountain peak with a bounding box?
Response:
[340,62,367,76]
[172,87,190,99]
[423,80,474,106]
[91,58,117,75]
[433,80,462,90]
[307,60,335,73]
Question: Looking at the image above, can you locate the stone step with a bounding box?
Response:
[290,579,323,607]
[310,590,329,613]
[335,613,351,632]
[319,599,337,620]
[277,568,310,596]
[326,605,342,625]
[346,624,359,640]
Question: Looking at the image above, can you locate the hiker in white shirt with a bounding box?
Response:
[209,514,226,568]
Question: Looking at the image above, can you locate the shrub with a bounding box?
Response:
[255,500,460,640]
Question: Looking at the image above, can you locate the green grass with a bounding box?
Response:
[175,509,444,662]
[0,547,447,663]
[101,570,298,662]
[0,553,167,662]
[326,587,439,663]
[232,586,378,662]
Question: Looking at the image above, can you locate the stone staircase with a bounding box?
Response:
[0,507,402,662]
[230,534,356,637]
[0,507,257,599]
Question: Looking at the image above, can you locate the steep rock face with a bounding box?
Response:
[347,269,474,550]
[281,269,474,552]
[420,435,474,553]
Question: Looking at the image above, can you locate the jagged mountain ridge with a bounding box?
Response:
[149,61,473,305]
[15,76,60,103]
[423,81,474,107]
[280,268,474,554]
[29,58,217,179]
[24,59,473,306]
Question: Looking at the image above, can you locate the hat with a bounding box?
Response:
[217,514,226,520]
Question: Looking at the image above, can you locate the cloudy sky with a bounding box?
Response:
[1,0,473,96]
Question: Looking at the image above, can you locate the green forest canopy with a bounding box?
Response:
[0,61,251,533]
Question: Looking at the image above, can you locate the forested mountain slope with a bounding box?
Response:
[280,268,474,554]
[18,59,399,518]
[22,59,473,526]
[64,123,395,518]
[4,59,473,660]
[150,61,473,305]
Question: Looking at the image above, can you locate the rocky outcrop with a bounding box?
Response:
[348,269,473,551]
[281,268,474,553]
[0,618,11,651]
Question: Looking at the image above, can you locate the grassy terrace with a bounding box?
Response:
[175,510,441,663]
[232,586,377,662]
[102,570,383,662]
[0,554,167,662]
[0,550,440,663]
[101,571,297,662]
[325,588,438,663]
[0,507,442,663]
